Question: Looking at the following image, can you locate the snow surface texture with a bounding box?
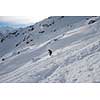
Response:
[0,16,100,83]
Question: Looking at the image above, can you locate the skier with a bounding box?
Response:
[48,49,52,56]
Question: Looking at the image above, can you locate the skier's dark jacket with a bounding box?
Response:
[48,49,52,56]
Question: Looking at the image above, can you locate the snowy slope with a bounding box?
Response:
[0,16,100,83]
[0,26,15,38]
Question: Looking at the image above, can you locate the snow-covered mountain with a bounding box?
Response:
[0,16,100,83]
[0,26,15,46]
[0,26,15,36]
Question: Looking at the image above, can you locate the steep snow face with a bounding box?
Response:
[0,16,100,83]
[0,16,90,57]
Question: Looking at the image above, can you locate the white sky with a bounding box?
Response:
[0,16,48,24]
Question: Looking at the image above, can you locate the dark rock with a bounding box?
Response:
[2,58,5,61]
[0,38,4,43]
[88,20,96,24]
[39,31,45,33]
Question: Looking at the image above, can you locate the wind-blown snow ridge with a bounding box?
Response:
[0,16,100,83]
